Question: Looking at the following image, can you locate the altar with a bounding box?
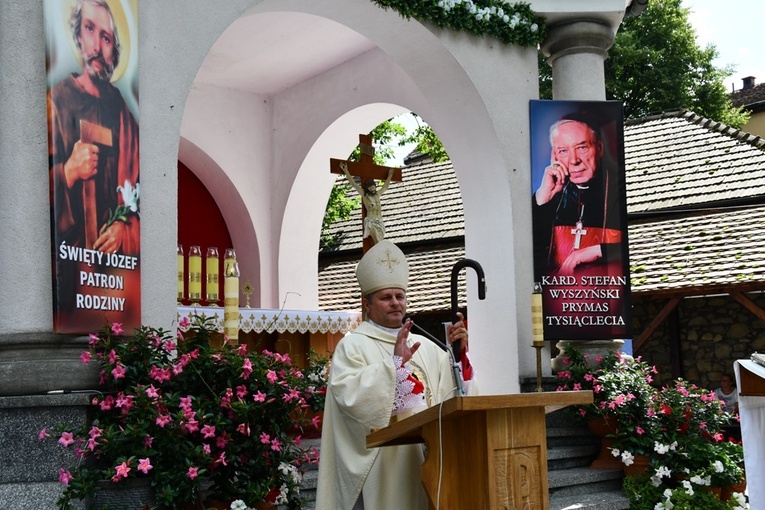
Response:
[177,305,360,363]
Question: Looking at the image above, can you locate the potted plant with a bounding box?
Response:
[41,316,328,509]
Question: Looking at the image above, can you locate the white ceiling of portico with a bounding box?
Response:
[194,11,377,96]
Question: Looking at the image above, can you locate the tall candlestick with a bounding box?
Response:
[206,247,220,305]
[177,244,184,302]
[224,260,240,344]
[532,282,544,347]
[188,246,202,305]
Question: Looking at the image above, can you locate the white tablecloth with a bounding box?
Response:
[735,359,765,509]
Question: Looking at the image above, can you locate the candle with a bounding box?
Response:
[224,260,240,344]
[532,282,544,347]
[224,248,236,273]
[177,245,184,301]
[206,247,219,305]
[188,246,202,304]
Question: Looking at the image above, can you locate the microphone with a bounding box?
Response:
[409,321,465,396]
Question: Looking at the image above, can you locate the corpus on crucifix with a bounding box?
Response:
[330,134,402,252]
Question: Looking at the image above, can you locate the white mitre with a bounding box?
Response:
[355,240,409,295]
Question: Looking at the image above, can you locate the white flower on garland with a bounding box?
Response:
[620,450,635,466]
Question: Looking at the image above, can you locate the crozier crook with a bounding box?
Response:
[450,259,486,394]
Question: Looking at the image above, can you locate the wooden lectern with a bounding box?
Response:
[367,391,593,510]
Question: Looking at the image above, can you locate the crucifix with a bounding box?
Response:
[571,221,588,249]
[330,134,403,253]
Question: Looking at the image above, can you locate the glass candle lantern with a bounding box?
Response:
[206,247,220,305]
[188,246,202,305]
[177,244,184,302]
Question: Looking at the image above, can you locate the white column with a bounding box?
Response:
[541,20,615,101]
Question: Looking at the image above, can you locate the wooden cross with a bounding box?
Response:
[330,134,403,253]
[571,221,588,249]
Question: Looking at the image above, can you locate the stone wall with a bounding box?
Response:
[633,293,765,389]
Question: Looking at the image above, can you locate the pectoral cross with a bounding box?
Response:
[571,221,588,249]
[329,134,403,253]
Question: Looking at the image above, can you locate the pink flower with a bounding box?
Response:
[237,423,251,436]
[267,370,278,383]
[156,414,172,428]
[112,461,131,482]
[137,458,153,474]
[111,364,126,380]
[80,351,92,364]
[146,385,160,398]
[260,432,271,444]
[562,357,571,366]
[578,408,587,417]
[100,395,115,411]
[203,444,211,455]
[595,355,603,363]
[88,333,100,345]
[253,391,266,402]
[38,428,50,441]
[236,385,248,399]
[88,426,103,439]
[187,466,199,480]
[111,323,124,335]
[242,358,253,380]
[179,316,191,329]
[201,424,216,438]
[58,431,75,447]
[58,468,73,485]
[108,349,118,365]
[270,438,282,451]
[312,415,322,428]
[636,427,644,435]
[572,383,582,391]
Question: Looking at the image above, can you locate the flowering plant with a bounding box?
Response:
[105,180,140,229]
[42,316,328,509]
[556,343,746,507]
[370,0,546,47]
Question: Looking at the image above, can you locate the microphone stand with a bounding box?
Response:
[410,322,465,397]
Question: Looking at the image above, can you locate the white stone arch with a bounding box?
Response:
[146,0,539,392]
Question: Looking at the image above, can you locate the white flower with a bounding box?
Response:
[620,450,635,466]
[610,447,620,457]
[663,489,673,499]
[117,180,140,213]
[654,441,670,454]
[650,475,662,487]
[712,460,724,473]
[654,503,665,510]
[729,492,747,507]
[655,466,671,478]
[531,23,538,32]
[681,480,694,496]
[230,500,248,510]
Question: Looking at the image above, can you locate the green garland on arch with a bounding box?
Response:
[370,0,546,47]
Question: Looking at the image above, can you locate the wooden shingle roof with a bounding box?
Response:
[624,111,765,214]
[319,111,765,307]
[324,161,464,252]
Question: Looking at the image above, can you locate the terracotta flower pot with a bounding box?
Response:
[721,477,747,502]
[623,454,651,477]
[587,415,624,470]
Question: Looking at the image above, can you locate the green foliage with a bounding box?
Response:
[538,0,749,127]
[370,0,546,47]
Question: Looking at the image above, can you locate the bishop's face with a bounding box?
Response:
[551,121,603,186]
[78,1,117,82]
[364,288,407,328]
